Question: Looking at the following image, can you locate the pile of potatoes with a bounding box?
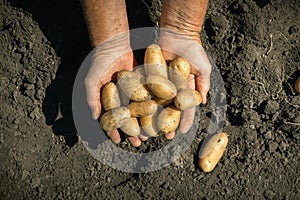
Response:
[99,44,202,137]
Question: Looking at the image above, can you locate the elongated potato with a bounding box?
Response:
[157,106,181,134]
[100,107,130,131]
[101,82,120,111]
[117,70,152,102]
[169,57,191,90]
[295,76,300,94]
[174,89,202,111]
[120,117,140,137]
[198,132,228,172]
[153,96,174,107]
[140,113,159,137]
[144,44,168,78]
[128,100,157,117]
[146,75,177,100]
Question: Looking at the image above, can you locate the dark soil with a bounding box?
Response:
[1,0,299,199]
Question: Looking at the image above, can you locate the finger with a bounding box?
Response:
[107,129,121,144]
[165,131,175,140]
[139,131,149,141]
[127,136,142,147]
[179,107,196,134]
[195,75,210,104]
[85,79,102,120]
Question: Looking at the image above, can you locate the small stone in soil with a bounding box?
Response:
[264,100,279,115]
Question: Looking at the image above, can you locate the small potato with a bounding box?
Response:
[101,82,120,111]
[169,57,191,90]
[100,107,130,131]
[295,76,300,94]
[140,113,159,137]
[157,106,181,134]
[144,44,168,78]
[117,70,152,102]
[146,75,177,100]
[128,100,158,117]
[198,132,228,172]
[120,118,140,137]
[174,89,202,111]
[153,96,174,107]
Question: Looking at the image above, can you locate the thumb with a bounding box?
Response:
[196,75,210,104]
[85,79,102,120]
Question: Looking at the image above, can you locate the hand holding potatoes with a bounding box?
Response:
[99,44,204,144]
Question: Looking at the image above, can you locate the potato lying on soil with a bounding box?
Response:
[100,107,130,131]
[174,89,202,111]
[295,75,300,94]
[120,117,140,137]
[101,82,120,111]
[140,113,159,137]
[118,70,152,102]
[146,75,177,100]
[144,44,168,78]
[198,132,228,172]
[157,106,181,134]
[128,100,158,117]
[169,57,191,90]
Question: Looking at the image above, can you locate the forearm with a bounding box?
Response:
[160,0,209,40]
[81,0,129,47]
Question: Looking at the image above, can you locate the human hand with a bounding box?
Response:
[158,29,212,139]
[84,32,143,147]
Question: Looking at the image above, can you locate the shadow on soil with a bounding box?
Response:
[7,0,154,147]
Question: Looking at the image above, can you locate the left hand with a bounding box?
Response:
[158,29,212,139]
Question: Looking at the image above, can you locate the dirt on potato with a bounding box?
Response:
[0,0,299,199]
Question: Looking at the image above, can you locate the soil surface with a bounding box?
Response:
[1,0,299,199]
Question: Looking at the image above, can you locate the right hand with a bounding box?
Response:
[84,32,143,147]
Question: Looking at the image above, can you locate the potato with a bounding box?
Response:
[157,106,181,134]
[100,107,130,131]
[128,100,158,117]
[198,132,228,172]
[144,44,168,78]
[140,113,159,137]
[169,57,191,90]
[120,117,140,137]
[117,70,152,102]
[174,89,202,111]
[146,75,177,100]
[153,96,173,107]
[101,82,120,111]
[295,76,300,94]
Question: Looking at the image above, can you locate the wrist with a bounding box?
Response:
[160,0,208,41]
[81,0,129,47]
[94,31,131,56]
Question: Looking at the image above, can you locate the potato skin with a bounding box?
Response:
[295,76,300,94]
[198,132,228,172]
[128,100,158,117]
[101,82,121,111]
[153,96,174,107]
[174,89,202,111]
[146,75,177,100]
[157,106,181,134]
[120,117,140,137]
[144,44,168,78]
[169,57,191,90]
[140,113,159,137]
[117,70,152,102]
[100,107,130,131]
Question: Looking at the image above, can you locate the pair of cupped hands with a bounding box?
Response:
[85,30,212,147]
